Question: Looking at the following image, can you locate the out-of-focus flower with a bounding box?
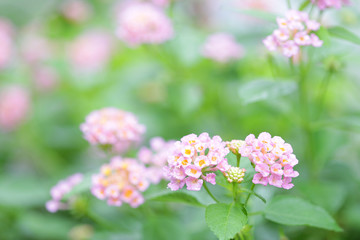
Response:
[311,0,350,10]
[0,18,13,69]
[0,86,30,131]
[164,133,230,191]
[80,108,146,153]
[202,33,244,63]
[224,167,246,183]
[61,0,92,23]
[151,0,169,8]
[68,30,113,71]
[46,173,84,213]
[20,35,53,65]
[115,2,173,46]
[239,132,299,189]
[138,137,175,184]
[91,157,149,208]
[33,66,58,92]
[263,10,323,58]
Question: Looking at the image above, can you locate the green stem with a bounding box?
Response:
[244,183,255,206]
[232,182,237,202]
[236,154,241,167]
[287,0,292,9]
[203,182,219,203]
[316,70,334,119]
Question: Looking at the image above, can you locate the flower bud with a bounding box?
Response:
[226,140,245,155]
[224,167,246,183]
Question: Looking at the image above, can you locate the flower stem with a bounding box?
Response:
[287,0,292,9]
[316,69,334,119]
[244,183,255,206]
[203,181,219,203]
[236,154,241,167]
[232,182,237,202]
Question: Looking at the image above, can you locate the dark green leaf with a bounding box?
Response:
[205,202,248,240]
[148,192,205,208]
[264,196,342,232]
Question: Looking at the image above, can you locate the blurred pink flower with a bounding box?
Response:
[91,157,149,208]
[80,107,146,153]
[0,86,30,131]
[61,0,92,23]
[138,137,175,184]
[263,10,323,58]
[68,31,113,71]
[115,2,173,46]
[33,66,58,92]
[151,0,169,8]
[239,132,299,189]
[164,133,230,191]
[311,0,350,10]
[46,173,84,213]
[202,33,244,63]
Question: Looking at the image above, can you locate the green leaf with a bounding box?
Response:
[299,0,311,11]
[238,79,297,105]
[328,26,360,45]
[264,196,343,232]
[148,192,205,208]
[205,202,248,240]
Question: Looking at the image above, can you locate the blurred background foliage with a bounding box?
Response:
[0,0,360,239]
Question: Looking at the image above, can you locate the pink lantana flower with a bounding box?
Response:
[80,108,145,153]
[115,2,173,46]
[311,0,350,10]
[239,132,299,189]
[46,173,84,213]
[91,157,149,208]
[263,10,323,58]
[138,137,176,184]
[164,133,231,191]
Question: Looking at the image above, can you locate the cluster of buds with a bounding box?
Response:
[164,133,231,191]
[46,173,84,213]
[239,132,299,189]
[115,2,174,46]
[263,10,323,58]
[226,140,245,155]
[138,137,175,184]
[224,167,246,183]
[91,157,149,208]
[80,107,145,153]
[311,0,350,10]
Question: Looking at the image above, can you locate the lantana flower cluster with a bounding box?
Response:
[164,133,231,191]
[239,132,299,189]
[263,10,323,58]
[46,173,84,213]
[80,107,146,153]
[115,2,173,46]
[311,0,350,10]
[91,157,149,208]
[138,137,175,184]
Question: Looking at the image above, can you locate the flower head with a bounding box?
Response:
[115,2,173,46]
[311,0,350,10]
[91,157,148,208]
[46,173,84,213]
[0,85,30,131]
[239,132,299,189]
[202,33,244,63]
[263,10,323,58]
[80,108,145,153]
[68,30,113,71]
[164,133,230,191]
